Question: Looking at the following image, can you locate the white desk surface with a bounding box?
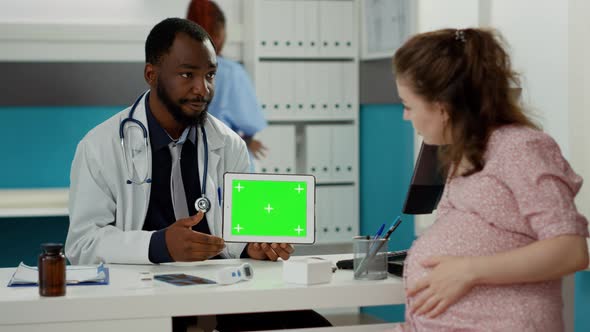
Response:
[0,255,404,330]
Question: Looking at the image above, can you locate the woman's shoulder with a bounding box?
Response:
[487,125,559,158]
[490,124,548,142]
[484,125,572,180]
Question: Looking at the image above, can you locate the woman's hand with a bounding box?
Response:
[407,235,589,318]
[407,256,478,318]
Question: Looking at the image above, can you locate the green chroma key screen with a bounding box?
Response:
[231,180,307,237]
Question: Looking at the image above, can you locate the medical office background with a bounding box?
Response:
[0,0,588,330]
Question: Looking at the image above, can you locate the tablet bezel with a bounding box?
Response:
[222,172,316,244]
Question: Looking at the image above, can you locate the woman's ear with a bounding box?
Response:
[437,102,453,144]
[436,102,450,124]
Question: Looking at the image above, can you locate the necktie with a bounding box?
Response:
[169,141,189,220]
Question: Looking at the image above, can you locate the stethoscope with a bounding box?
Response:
[119,91,212,213]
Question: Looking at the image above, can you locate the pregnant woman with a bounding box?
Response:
[391,28,589,331]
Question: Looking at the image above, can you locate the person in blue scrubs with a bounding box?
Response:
[187,0,268,161]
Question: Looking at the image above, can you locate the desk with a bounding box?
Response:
[0,255,404,332]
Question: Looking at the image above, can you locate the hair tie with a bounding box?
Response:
[455,29,466,43]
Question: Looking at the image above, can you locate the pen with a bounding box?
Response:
[217,187,222,207]
[381,216,403,242]
[354,216,403,278]
[369,217,401,250]
[372,223,385,240]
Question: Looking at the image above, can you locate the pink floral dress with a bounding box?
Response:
[396,126,588,331]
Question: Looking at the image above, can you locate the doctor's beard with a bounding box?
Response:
[156,80,209,127]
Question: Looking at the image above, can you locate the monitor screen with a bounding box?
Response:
[402,143,445,214]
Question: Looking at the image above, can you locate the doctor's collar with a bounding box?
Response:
[146,96,196,152]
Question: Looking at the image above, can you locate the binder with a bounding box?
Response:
[255,62,272,119]
[331,186,356,241]
[315,186,331,242]
[335,1,356,58]
[280,62,297,119]
[303,0,320,57]
[306,62,322,119]
[305,125,331,182]
[326,62,340,119]
[280,1,297,55]
[294,62,307,118]
[255,125,296,174]
[293,1,307,58]
[319,1,355,58]
[318,63,332,119]
[331,125,355,181]
[258,0,288,57]
[269,62,283,119]
[341,62,356,119]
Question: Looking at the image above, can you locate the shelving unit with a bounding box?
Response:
[244,0,360,245]
[0,189,68,218]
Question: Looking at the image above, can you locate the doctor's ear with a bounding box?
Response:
[144,63,158,86]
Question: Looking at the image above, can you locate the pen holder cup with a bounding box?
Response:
[352,236,389,280]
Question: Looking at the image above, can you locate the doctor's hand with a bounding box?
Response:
[165,211,226,262]
[247,243,294,261]
[408,256,477,318]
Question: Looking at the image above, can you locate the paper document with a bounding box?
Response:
[7,262,108,286]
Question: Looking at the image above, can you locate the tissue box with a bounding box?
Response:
[283,257,333,285]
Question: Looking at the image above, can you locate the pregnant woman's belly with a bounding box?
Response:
[402,210,563,332]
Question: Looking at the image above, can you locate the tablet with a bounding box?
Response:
[222,173,315,244]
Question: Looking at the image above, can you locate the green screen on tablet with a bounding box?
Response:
[222,173,315,244]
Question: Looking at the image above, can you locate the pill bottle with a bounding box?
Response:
[38,243,66,297]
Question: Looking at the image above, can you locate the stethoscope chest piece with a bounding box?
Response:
[195,196,211,213]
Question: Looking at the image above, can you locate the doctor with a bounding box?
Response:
[65,17,293,265]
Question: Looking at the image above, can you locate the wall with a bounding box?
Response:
[569,0,590,331]
[490,0,569,155]
[568,0,590,229]
[0,106,121,188]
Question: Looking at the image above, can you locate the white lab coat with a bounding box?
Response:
[66,92,250,265]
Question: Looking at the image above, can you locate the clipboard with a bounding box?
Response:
[7,262,110,287]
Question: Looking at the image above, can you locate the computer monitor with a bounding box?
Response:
[402,143,445,214]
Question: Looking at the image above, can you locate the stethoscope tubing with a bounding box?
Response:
[119,91,210,211]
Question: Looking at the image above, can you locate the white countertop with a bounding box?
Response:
[0,255,405,326]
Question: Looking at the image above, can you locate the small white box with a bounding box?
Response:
[283,257,333,285]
